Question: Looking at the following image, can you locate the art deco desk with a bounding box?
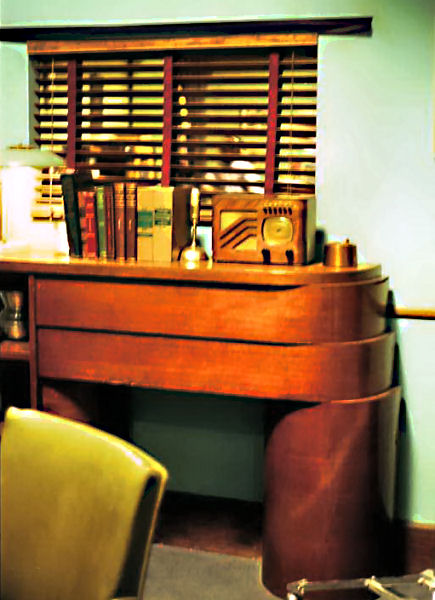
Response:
[0,251,400,597]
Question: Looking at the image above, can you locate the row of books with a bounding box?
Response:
[60,172,191,262]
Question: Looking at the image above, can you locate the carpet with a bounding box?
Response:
[144,543,280,600]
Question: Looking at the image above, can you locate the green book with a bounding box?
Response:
[153,186,174,263]
[96,186,107,259]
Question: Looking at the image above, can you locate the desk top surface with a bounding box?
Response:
[0,246,382,286]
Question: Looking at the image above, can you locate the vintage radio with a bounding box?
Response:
[212,193,316,265]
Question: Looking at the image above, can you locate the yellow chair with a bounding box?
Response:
[0,407,168,600]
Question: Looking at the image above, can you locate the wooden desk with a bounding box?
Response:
[0,251,400,597]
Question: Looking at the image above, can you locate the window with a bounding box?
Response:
[30,33,317,223]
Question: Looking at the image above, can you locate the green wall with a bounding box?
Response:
[1,0,434,523]
[0,43,29,148]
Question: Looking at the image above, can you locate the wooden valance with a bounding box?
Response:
[27,33,317,55]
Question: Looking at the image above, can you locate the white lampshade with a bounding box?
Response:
[0,145,65,169]
[0,145,67,253]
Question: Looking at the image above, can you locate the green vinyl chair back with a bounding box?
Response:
[0,407,168,600]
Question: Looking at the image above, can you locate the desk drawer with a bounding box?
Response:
[35,277,388,343]
[37,329,395,401]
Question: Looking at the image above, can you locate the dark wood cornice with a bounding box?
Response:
[0,17,372,43]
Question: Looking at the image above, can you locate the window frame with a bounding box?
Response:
[29,32,318,222]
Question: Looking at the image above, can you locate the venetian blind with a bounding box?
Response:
[30,34,317,222]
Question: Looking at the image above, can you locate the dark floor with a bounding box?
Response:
[146,544,278,600]
[155,491,263,559]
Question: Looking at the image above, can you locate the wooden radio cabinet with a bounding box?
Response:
[0,251,399,597]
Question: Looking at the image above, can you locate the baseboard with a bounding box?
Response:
[393,520,435,572]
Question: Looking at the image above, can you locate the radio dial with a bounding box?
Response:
[262,216,293,246]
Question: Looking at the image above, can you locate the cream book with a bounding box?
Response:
[153,185,174,262]
[136,186,155,262]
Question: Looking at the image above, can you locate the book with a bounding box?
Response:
[104,185,116,260]
[153,186,174,262]
[113,182,126,261]
[136,186,155,262]
[95,186,107,259]
[60,173,82,257]
[136,185,191,263]
[77,190,88,257]
[125,182,137,262]
[172,186,191,260]
[60,170,94,258]
[83,189,98,258]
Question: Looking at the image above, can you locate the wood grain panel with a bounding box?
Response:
[0,341,30,361]
[36,277,389,343]
[262,387,401,597]
[0,249,382,286]
[37,329,395,401]
[28,275,39,409]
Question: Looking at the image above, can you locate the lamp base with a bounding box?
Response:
[180,244,208,263]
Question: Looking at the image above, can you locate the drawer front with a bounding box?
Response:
[38,329,395,401]
[35,277,389,343]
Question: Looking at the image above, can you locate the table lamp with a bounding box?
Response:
[0,144,65,250]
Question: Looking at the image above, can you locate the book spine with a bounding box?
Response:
[60,173,82,257]
[77,190,88,257]
[113,182,126,261]
[104,185,116,260]
[95,186,107,259]
[153,186,174,262]
[172,186,191,261]
[136,186,154,262]
[125,182,137,262]
[84,190,98,258]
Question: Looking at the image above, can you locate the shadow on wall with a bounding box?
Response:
[314,228,326,263]
[387,290,412,573]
